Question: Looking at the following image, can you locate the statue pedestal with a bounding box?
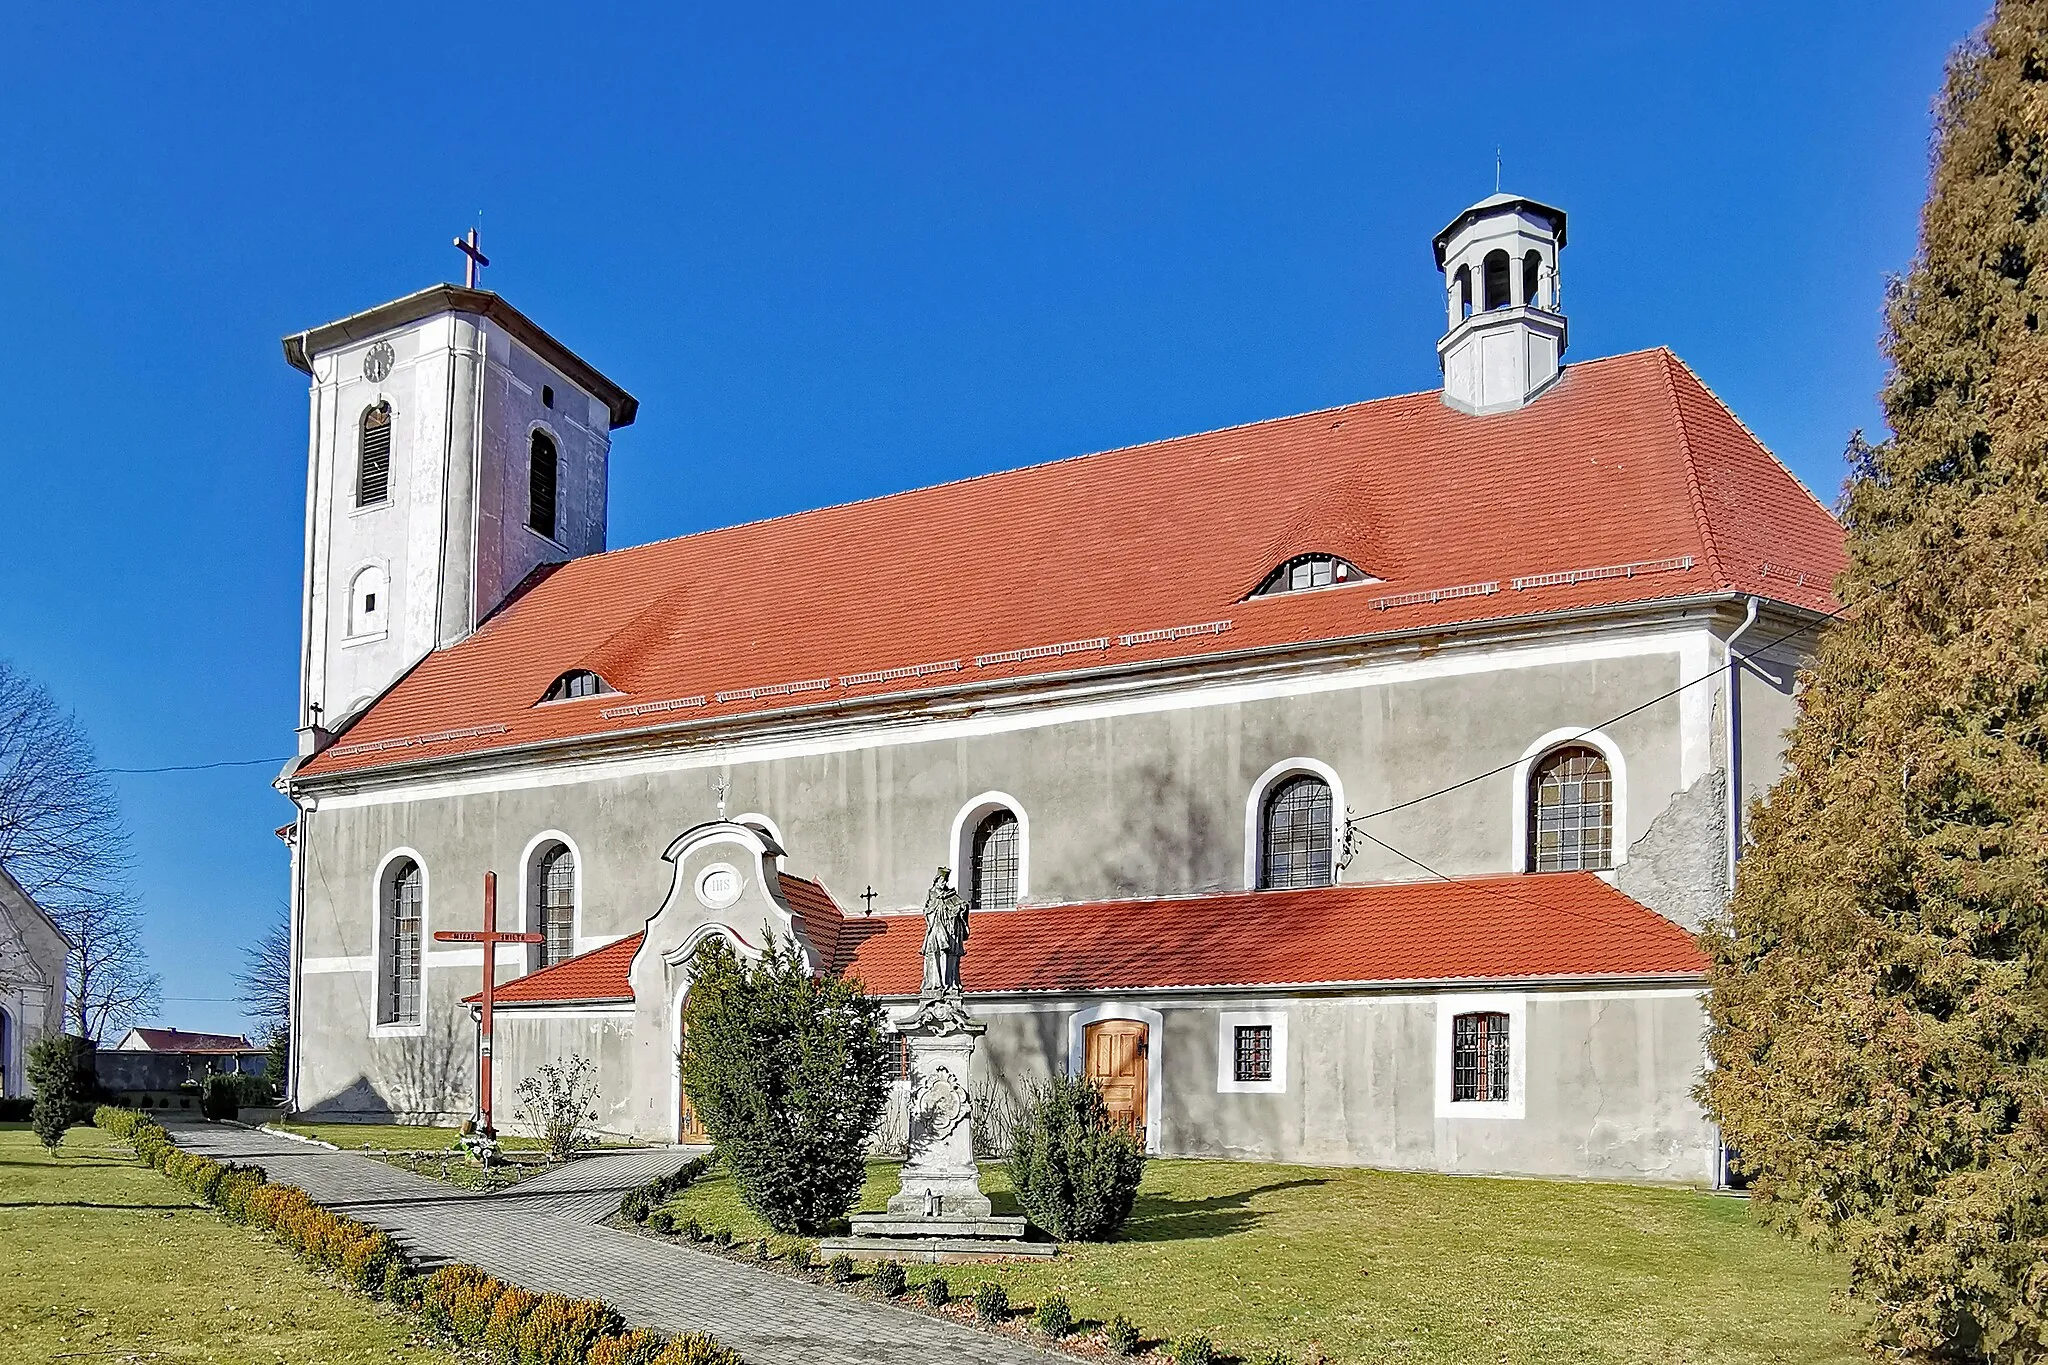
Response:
[819,997,1055,1263]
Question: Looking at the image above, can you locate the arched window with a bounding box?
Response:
[347,565,387,638]
[969,809,1020,910]
[357,404,392,507]
[1483,250,1512,311]
[1522,250,1543,309]
[1259,775,1333,890]
[537,845,576,968]
[1454,265,1473,320]
[539,669,613,703]
[529,430,559,540]
[1451,1011,1510,1102]
[1250,554,1368,598]
[381,859,423,1025]
[1529,746,1614,871]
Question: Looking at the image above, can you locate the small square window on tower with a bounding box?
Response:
[542,384,554,409]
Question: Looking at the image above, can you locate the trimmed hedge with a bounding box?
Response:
[92,1107,745,1365]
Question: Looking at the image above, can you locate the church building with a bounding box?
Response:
[279,194,1845,1185]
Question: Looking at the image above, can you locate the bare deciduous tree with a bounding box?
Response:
[235,908,291,1034]
[0,659,160,1040]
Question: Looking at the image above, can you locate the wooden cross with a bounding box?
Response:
[860,885,879,915]
[453,228,490,289]
[433,871,540,1136]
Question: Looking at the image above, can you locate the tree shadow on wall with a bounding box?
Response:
[1087,757,1238,900]
[1117,1176,1331,1243]
[303,1012,471,1121]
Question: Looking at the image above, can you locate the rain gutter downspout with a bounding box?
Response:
[1724,596,1760,892]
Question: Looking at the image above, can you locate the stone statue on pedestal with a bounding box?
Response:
[819,867,1054,1261]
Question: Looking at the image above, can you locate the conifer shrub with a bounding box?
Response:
[448,1273,506,1345]
[1699,4,2048,1359]
[1033,1292,1073,1338]
[1102,1315,1140,1356]
[380,1255,415,1308]
[870,1259,906,1298]
[783,1243,810,1270]
[648,1208,675,1235]
[677,936,890,1234]
[1007,1072,1145,1241]
[422,1265,493,1335]
[28,1034,92,1154]
[645,1333,745,1365]
[484,1285,542,1360]
[1245,1348,1295,1365]
[680,1218,703,1242]
[516,1294,623,1365]
[1167,1335,1214,1365]
[586,1329,665,1365]
[972,1280,1008,1324]
[921,1275,950,1308]
[827,1253,854,1283]
[711,1228,732,1248]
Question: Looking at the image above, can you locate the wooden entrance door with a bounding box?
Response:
[1084,1019,1148,1141]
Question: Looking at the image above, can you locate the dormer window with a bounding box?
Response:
[1251,554,1367,598]
[539,670,614,703]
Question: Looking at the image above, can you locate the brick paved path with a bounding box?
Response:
[174,1125,1057,1365]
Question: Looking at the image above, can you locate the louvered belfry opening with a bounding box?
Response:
[529,430,559,539]
[357,404,391,507]
[1259,775,1333,889]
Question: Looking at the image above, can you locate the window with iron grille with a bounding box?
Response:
[540,669,612,703]
[538,846,576,968]
[892,1034,911,1082]
[1259,775,1333,889]
[529,430,559,539]
[384,859,423,1025]
[970,809,1020,910]
[357,404,391,507]
[1233,1024,1274,1083]
[1251,554,1365,598]
[1451,1011,1510,1102]
[1530,746,1614,871]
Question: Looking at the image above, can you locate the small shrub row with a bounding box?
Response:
[93,1108,744,1365]
[618,1151,715,1223]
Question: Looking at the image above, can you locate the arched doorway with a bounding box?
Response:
[0,1006,11,1097]
[672,987,709,1145]
[1084,1019,1148,1141]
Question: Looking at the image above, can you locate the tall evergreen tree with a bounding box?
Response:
[1702,5,2048,1360]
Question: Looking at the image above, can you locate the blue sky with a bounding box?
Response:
[0,2,1984,1035]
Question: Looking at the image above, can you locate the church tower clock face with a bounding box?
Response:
[362,341,395,384]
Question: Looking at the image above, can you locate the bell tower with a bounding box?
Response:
[284,264,637,755]
[1433,193,1567,415]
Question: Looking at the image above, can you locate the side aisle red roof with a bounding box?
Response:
[480,872,1704,1008]
[303,349,1845,779]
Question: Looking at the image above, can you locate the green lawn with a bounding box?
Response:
[659,1159,1861,1365]
[0,1123,457,1364]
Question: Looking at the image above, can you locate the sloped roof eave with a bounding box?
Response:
[291,590,1813,793]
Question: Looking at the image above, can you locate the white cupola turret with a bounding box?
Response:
[1433,193,1567,415]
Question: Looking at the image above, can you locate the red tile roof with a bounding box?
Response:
[124,1028,259,1053]
[483,873,1704,1007]
[470,874,847,1006]
[299,349,1845,778]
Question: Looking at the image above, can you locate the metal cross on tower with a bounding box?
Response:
[453,228,490,289]
[433,871,540,1136]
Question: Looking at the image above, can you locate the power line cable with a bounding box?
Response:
[1345,590,1872,832]
[106,756,289,775]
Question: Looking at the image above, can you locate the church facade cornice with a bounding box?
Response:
[283,284,638,429]
[285,590,1811,806]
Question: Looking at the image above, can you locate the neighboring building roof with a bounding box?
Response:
[297,348,1844,781]
[281,285,638,428]
[119,1028,259,1053]
[482,872,1705,1008]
